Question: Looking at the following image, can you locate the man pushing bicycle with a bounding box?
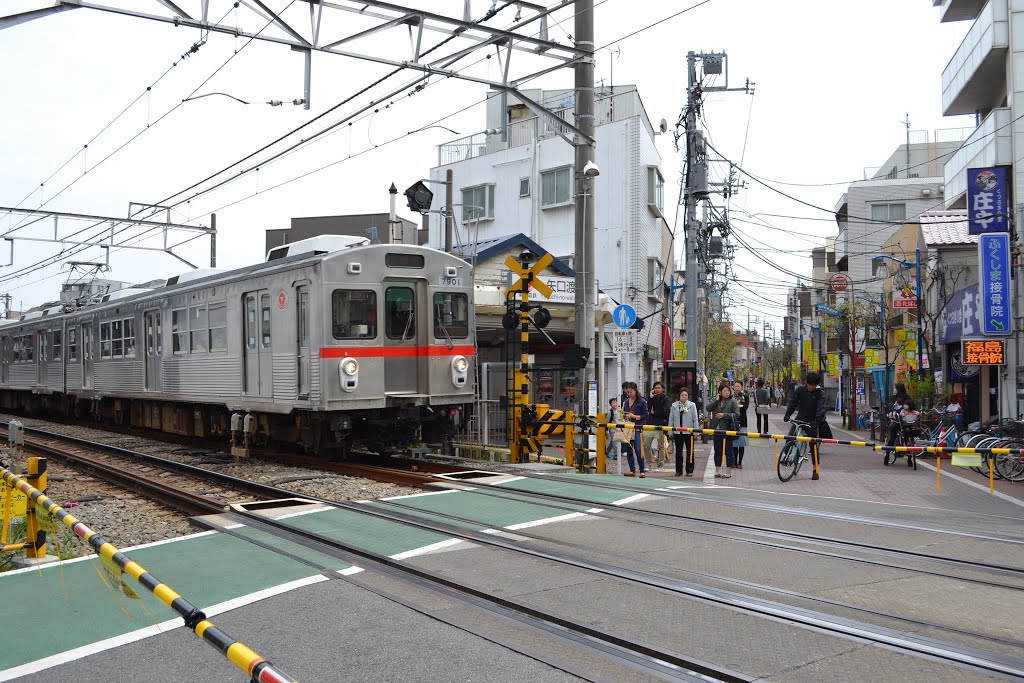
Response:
[783,371,828,480]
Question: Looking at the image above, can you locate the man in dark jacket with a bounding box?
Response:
[648,381,672,471]
[783,371,828,480]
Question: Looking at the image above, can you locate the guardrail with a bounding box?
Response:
[1,459,297,683]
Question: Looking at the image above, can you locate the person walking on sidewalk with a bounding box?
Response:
[783,371,828,480]
[753,378,771,434]
[707,384,739,479]
[648,381,672,471]
[669,388,699,476]
[732,381,750,469]
[622,382,649,478]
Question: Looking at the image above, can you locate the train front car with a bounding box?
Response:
[318,244,475,456]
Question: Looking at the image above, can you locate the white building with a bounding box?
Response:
[933,0,1022,417]
[428,86,672,398]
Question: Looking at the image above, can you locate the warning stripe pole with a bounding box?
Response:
[0,465,297,683]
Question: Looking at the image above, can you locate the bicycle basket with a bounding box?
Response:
[900,412,919,425]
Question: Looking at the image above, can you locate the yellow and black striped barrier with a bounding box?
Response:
[0,463,298,683]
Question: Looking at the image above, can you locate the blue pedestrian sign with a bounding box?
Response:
[979,232,1012,335]
[612,304,637,329]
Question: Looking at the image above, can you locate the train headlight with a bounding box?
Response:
[451,355,469,387]
[339,357,359,393]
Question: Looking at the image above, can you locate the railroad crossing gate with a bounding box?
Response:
[518,404,575,462]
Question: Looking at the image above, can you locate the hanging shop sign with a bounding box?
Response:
[979,232,1013,335]
[967,167,1010,234]
[962,339,1006,366]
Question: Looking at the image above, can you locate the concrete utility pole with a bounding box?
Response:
[573,0,597,416]
[683,51,700,382]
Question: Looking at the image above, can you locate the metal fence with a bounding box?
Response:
[455,399,510,460]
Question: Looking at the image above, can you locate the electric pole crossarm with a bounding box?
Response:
[0,207,210,234]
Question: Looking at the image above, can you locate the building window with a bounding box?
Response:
[647,167,664,210]
[870,203,906,222]
[541,166,573,207]
[519,177,531,197]
[461,184,494,221]
[647,257,663,299]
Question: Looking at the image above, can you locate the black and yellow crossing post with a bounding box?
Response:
[507,250,553,464]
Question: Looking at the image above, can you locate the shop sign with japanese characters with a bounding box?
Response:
[962,339,1006,365]
[967,166,1010,234]
[978,232,1012,335]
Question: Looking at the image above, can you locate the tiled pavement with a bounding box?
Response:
[624,407,1024,517]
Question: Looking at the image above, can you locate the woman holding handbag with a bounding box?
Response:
[621,382,648,478]
[669,388,699,476]
[706,384,739,478]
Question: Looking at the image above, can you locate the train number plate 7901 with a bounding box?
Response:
[439,277,463,287]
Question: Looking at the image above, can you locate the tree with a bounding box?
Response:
[919,258,969,385]
[703,322,735,381]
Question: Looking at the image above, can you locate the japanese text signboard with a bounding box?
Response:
[967,167,1010,235]
[979,232,1012,335]
[962,339,1006,365]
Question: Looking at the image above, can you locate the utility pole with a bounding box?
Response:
[445,169,454,253]
[683,52,701,382]
[573,0,597,416]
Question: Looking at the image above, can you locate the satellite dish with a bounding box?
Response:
[659,118,668,134]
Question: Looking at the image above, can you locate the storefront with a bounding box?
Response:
[939,283,999,424]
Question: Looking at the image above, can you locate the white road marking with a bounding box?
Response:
[380,489,463,501]
[0,574,329,682]
[337,566,364,576]
[503,511,589,530]
[611,493,650,506]
[490,475,526,485]
[388,538,464,559]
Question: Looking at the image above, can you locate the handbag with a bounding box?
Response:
[756,405,770,415]
[818,420,833,440]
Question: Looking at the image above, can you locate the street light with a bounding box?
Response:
[873,249,924,380]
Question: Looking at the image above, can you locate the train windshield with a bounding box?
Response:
[433,293,469,339]
[385,287,416,340]
[332,290,377,339]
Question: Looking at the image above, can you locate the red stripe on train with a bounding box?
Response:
[319,345,476,358]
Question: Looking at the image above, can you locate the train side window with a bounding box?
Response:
[260,294,272,348]
[26,335,34,362]
[245,296,257,350]
[209,302,227,352]
[298,287,309,344]
[332,290,377,339]
[67,328,78,362]
[172,308,188,353]
[190,305,209,353]
[111,320,124,358]
[38,332,47,362]
[433,293,469,339]
[385,287,415,340]
[52,330,62,361]
[100,323,112,358]
[123,319,136,358]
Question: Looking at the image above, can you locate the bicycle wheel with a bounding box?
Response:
[793,442,807,478]
[777,442,798,482]
[906,434,916,470]
[995,443,1024,482]
[883,433,899,466]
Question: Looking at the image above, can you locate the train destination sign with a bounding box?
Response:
[962,339,1006,365]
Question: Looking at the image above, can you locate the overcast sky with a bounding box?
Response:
[1,0,971,333]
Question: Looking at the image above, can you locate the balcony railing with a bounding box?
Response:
[943,107,1012,203]
[438,88,654,166]
[941,0,1008,115]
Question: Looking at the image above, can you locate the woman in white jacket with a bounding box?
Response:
[669,388,700,476]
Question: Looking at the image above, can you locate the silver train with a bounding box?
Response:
[0,236,476,456]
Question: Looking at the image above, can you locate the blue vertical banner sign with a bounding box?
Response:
[967,167,1010,234]
[979,232,1012,335]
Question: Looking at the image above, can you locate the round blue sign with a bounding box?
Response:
[612,304,637,329]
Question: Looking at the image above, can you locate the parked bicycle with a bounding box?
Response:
[955,418,1024,482]
[777,420,813,482]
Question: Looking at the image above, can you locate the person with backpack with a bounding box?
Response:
[753,378,770,434]
[647,381,672,471]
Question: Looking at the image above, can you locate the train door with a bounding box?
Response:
[296,285,310,398]
[0,336,8,385]
[243,290,272,397]
[144,310,162,391]
[36,330,47,386]
[383,282,420,394]
[82,322,93,389]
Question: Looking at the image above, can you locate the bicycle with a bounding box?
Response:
[882,411,918,470]
[777,420,812,482]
